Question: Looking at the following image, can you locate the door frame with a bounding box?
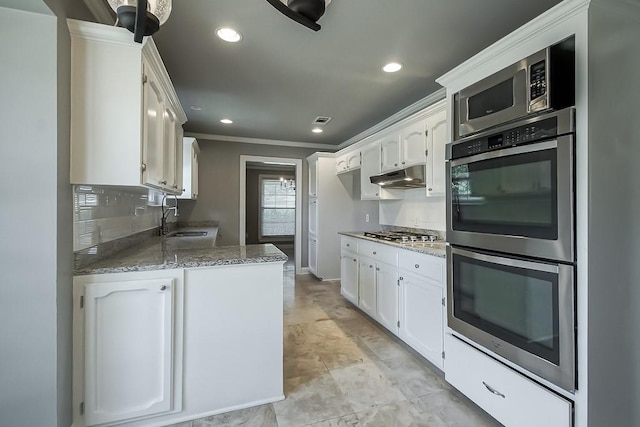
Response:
[239,155,303,273]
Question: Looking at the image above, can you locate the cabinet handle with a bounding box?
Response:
[141,163,147,171]
[160,180,167,185]
[373,251,377,255]
[375,192,379,196]
[172,185,178,189]
[160,285,167,291]
[402,161,405,165]
[482,381,505,398]
[428,187,433,191]
[394,163,398,166]
[346,243,350,247]
[399,276,403,280]
[415,264,420,268]
[376,267,380,271]
[369,265,373,268]
[353,258,357,262]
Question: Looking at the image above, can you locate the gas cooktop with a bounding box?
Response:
[363,231,439,243]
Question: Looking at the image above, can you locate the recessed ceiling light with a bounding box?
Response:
[382,62,403,73]
[312,128,323,133]
[216,27,242,43]
[190,105,203,111]
[221,118,233,124]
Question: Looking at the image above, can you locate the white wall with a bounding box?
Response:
[0,6,66,426]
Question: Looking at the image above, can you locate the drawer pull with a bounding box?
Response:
[482,381,505,398]
[415,264,420,268]
[373,251,377,255]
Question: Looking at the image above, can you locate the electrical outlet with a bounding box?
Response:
[365,214,370,223]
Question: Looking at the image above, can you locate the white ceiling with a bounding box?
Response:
[94,0,564,146]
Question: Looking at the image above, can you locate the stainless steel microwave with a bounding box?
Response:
[454,36,574,139]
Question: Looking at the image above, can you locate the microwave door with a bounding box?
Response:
[447,135,574,262]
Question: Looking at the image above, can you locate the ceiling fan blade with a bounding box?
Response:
[265,0,321,31]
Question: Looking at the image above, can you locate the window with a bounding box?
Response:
[260,176,295,239]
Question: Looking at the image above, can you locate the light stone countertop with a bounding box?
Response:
[74,230,287,275]
[339,231,446,258]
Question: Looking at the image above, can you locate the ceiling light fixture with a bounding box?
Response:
[108,0,172,43]
[265,0,331,32]
[216,27,242,43]
[221,118,233,124]
[190,105,203,111]
[312,127,323,133]
[383,62,403,73]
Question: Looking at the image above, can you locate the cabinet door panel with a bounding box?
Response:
[399,274,444,368]
[142,65,165,188]
[380,133,401,173]
[358,257,377,317]
[361,143,382,199]
[340,251,358,304]
[376,262,399,335]
[83,279,174,426]
[401,120,427,168]
[309,234,318,276]
[426,108,447,195]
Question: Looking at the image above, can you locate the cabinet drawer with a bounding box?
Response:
[359,240,397,266]
[445,335,572,427]
[398,250,444,284]
[341,236,358,252]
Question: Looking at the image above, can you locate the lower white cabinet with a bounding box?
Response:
[308,233,318,276]
[376,261,399,335]
[340,250,359,305]
[446,334,572,427]
[73,270,184,427]
[399,272,444,369]
[358,256,377,317]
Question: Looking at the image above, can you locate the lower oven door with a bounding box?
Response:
[447,245,575,392]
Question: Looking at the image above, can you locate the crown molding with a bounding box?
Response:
[337,88,446,150]
[185,133,338,150]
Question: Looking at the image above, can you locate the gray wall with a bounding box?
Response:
[178,139,320,265]
[587,2,640,425]
[246,167,295,245]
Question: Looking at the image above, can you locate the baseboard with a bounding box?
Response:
[297,267,310,275]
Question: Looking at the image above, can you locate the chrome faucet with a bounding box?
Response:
[161,194,179,235]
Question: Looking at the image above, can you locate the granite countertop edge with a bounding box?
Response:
[339,231,446,258]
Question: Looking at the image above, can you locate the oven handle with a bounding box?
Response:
[450,139,559,168]
[450,246,559,274]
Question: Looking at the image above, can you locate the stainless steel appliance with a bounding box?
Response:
[454,36,574,139]
[446,107,575,262]
[447,246,575,392]
[370,165,426,189]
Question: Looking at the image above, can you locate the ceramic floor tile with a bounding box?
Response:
[273,372,356,427]
[358,329,416,361]
[414,390,501,427]
[191,404,278,427]
[329,362,408,413]
[376,355,448,399]
[354,400,448,427]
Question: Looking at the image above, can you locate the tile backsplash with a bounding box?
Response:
[73,185,168,251]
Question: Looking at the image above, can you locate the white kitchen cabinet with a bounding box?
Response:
[336,150,361,174]
[380,130,402,173]
[360,142,398,200]
[306,153,357,280]
[425,101,447,196]
[358,256,377,318]
[446,334,572,427]
[376,261,400,335]
[340,250,359,305]
[68,20,186,195]
[73,270,184,427]
[178,137,200,200]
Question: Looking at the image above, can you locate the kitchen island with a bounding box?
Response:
[72,238,287,427]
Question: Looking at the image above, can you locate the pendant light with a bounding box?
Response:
[265,0,330,32]
[108,0,172,43]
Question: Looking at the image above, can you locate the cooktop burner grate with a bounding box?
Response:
[363,231,439,243]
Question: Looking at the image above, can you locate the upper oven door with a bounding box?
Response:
[456,48,549,139]
[446,134,574,262]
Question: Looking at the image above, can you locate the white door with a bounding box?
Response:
[376,262,399,335]
[308,233,318,276]
[142,63,166,188]
[426,108,447,196]
[340,251,358,304]
[399,273,444,368]
[401,120,427,168]
[360,143,382,199]
[358,256,377,317]
[380,132,401,172]
[83,278,174,426]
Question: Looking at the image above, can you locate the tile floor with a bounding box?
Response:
[169,252,501,427]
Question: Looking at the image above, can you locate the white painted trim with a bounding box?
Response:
[186,133,337,150]
[297,268,310,275]
[337,88,446,150]
[82,0,116,25]
[436,0,591,87]
[240,155,303,274]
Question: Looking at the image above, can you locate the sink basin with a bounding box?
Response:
[166,231,208,237]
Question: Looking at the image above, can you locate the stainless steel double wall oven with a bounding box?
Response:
[446,37,577,393]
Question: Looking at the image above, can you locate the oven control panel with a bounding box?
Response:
[450,116,558,159]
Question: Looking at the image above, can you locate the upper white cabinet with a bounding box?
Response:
[68,20,187,195]
[380,131,402,173]
[360,142,398,201]
[381,121,428,173]
[336,150,361,174]
[178,137,200,200]
[424,102,447,196]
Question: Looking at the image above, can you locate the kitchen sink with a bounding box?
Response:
[166,231,208,237]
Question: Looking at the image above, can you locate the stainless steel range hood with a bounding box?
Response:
[369,165,426,189]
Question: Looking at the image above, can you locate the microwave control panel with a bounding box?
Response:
[529,60,547,100]
[450,116,558,159]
